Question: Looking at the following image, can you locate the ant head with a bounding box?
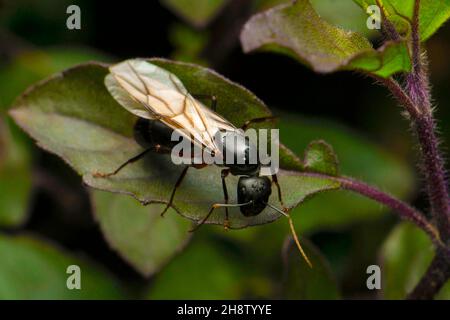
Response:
[237,176,272,216]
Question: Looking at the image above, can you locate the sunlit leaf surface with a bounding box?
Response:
[241,0,411,77]
[354,0,450,41]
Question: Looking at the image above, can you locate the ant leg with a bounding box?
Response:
[189,203,219,232]
[192,94,217,111]
[93,144,171,178]
[189,201,252,232]
[93,148,152,178]
[271,174,287,212]
[221,169,230,230]
[241,116,277,131]
[160,166,190,216]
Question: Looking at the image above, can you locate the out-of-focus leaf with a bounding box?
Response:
[380,222,450,299]
[0,118,31,227]
[161,0,228,27]
[0,47,111,110]
[0,48,111,227]
[255,0,377,37]
[353,0,450,41]
[279,115,415,232]
[281,237,340,299]
[303,140,339,176]
[0,233,125,299]
[310,0,377,37]
[92,191,192,277]
[240,0,411,77]
[253,0,289,11]
[10,60,340,229]
[145,236,245,299]
[169,23,209,65]
[279,143,304,172]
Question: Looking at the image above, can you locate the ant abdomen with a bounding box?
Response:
[133,118,178,149]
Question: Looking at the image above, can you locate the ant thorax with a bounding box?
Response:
[136,118,280,176]
[215,130,260,176]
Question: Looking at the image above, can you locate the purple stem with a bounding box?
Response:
[375,0,401,41]
[411,113,450,241]
[404,0,450,242]
[407,249,450,299]
[378,0,450,299]
[336,176,440,244]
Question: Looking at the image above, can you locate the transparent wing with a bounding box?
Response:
[105,72,156,120]
[105,59,238,153]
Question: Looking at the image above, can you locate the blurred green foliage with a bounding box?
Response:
[169,24,209,65]
[161,0,228,27]
[92,192,192,277]
[0,48,112,228]
[146,234,247,299]
[381,223,450,299]
[0,0,448,300]
[280,115,414,232]
[282,238,340,299]
[0,234,125,299]
[0,48,112,110]
[0,118,31,227]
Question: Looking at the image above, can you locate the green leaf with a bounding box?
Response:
[0,118,32,227]
[380,222,450,299]
[161,0,228,27]
[281,237,340,299]
[255,0,376,37]
[303,140,339,176]
[310,0,378,37]
[0,48,109,227]
[145,235,245,299]
[0,48,111,111]
[10,60,340,229]
[348,41,412,78]
[91,190,192,276]
[169,23,209,65]
[279,143,304,171]
[279,114,415,232]
[0,233,125,299]
[353,0,450,41]
[240,0,411,77]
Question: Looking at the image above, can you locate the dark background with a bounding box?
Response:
[1,0,449,299]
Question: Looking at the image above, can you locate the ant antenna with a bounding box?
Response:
[266,203,313,268]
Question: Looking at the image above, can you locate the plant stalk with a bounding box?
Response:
[404,0,450,242]
[412,113,450,241]
[337,176,441,245]
[383,0,450,299]
[407,250,450,299]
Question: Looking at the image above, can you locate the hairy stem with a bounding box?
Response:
[407,250,450,299]
[413,114,450,241]
[337,176,440,245]
[404,0,450,242]
[379,0,450,299]
[375,0,401,41]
